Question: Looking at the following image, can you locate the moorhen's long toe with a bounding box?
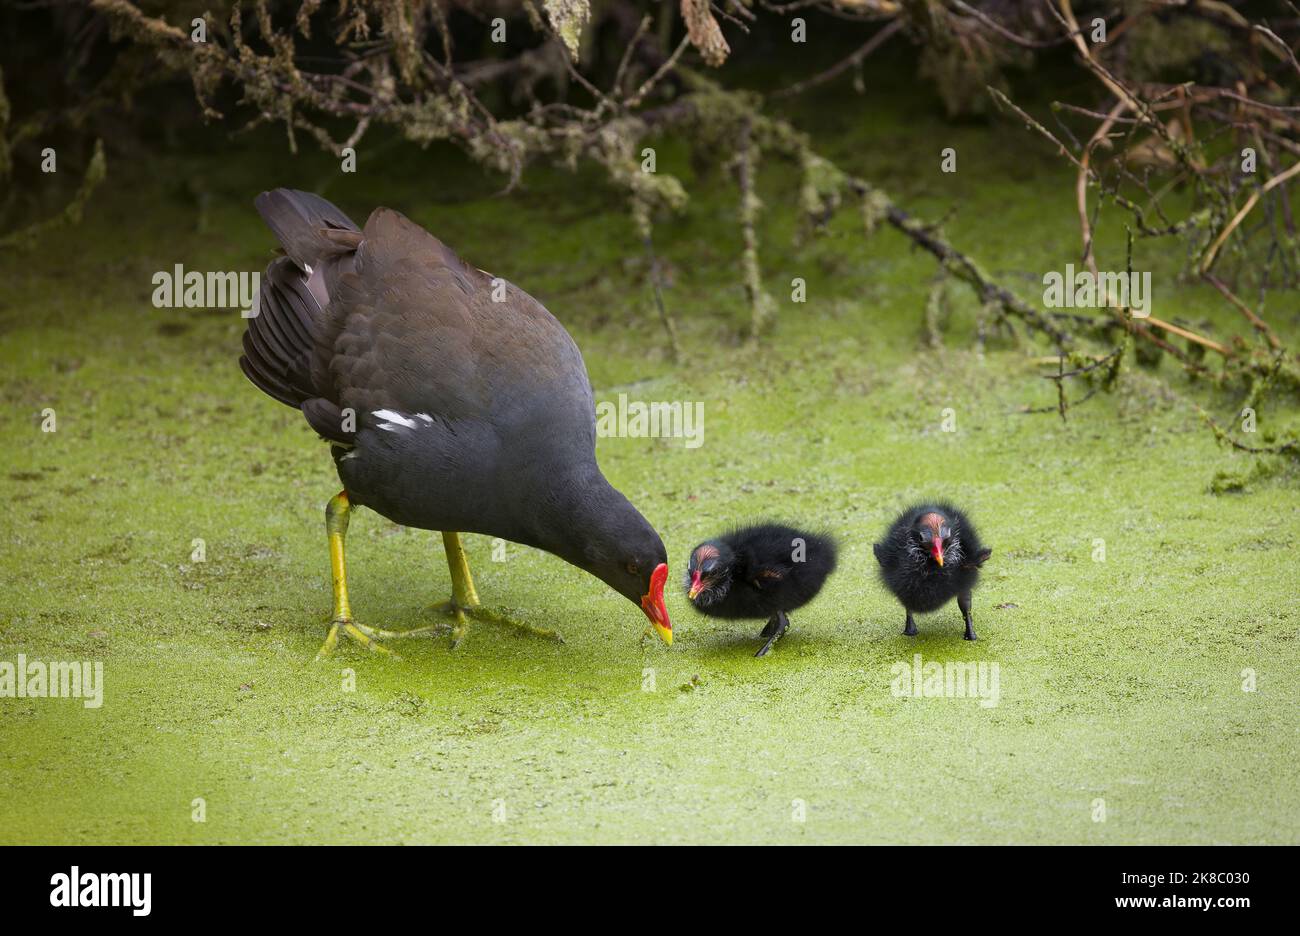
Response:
[430,600,565,649]
[315,491,448,659]
[424,533,564,649]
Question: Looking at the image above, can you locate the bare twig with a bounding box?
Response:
[773,19,904,99]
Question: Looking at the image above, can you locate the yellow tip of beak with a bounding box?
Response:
[653,621,673,646]
[687,586,701,600]
[935,554,944,567]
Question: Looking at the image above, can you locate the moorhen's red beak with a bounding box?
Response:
[687,570,704,601]
[931,539,945,567]
[641,562,672,645]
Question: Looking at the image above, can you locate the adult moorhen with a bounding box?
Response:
[239,189,672,655]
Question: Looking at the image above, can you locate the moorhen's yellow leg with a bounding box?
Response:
[433,532,563,648]
[443,531,481,608]
[317,491,447,659]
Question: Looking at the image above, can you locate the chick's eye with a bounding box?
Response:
[940,526,951,539]
[918,529,932,542]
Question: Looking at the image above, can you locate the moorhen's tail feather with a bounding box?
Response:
[301,397,353,444]
[240,256,317,405]
[238,353,298,408]
[242,191,363,446]
[240,258,354,445]
[254,189,360,269]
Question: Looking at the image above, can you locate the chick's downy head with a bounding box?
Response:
[910,511,963,569]
[685,540,734,607]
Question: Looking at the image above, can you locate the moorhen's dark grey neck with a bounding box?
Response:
[529,462,628,556]
[518,460,661,604]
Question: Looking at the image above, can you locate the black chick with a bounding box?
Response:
[685,524,838,657]
[873,503,992,640]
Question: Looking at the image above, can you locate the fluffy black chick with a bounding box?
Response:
[873,503,992,640]
[685,524,838,657]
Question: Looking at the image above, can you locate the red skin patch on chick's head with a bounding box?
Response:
[918,512,948,566]
[688,544,720,599]
[692,544,719,567]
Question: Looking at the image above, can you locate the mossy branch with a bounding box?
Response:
[0,140,107,252]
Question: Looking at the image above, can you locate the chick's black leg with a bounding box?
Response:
[903,610,917,637]
[755,611,789,658]
[958,589,977,641]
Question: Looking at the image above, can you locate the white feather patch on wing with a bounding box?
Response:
[373,409,417,431]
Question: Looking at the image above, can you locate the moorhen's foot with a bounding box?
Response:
[430,600,564,649]
[316,617,449,660]
[318,492,455,659]
[755,613,789,658]
[963,628,978,641]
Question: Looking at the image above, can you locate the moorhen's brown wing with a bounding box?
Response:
[319,209,599,541]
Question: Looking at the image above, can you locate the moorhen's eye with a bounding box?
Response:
[625,561,639,576]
